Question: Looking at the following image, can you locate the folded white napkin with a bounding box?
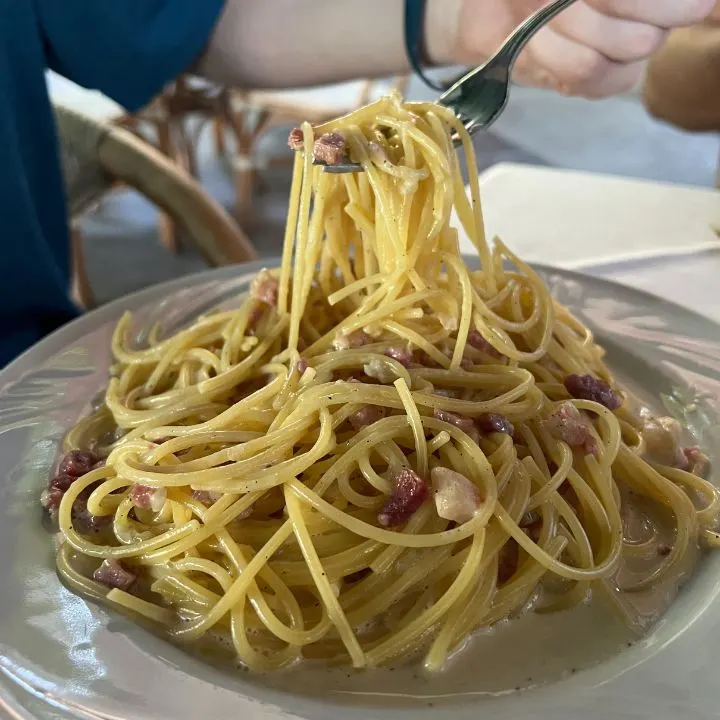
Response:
[457,163,720,269]
[46,71,125,122]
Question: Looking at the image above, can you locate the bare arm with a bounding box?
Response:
[196,0,715,97]
[196,0,461,89]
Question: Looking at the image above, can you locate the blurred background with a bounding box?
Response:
[50,69,719,307]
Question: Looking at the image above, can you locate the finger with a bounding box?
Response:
[520,29,645,98]
[548,2,667,63]
[585,0,715,28]
[556,60,645,98]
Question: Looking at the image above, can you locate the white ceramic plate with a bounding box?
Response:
[2,261,720,720]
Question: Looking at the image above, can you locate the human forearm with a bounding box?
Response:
[195,0,716,98]
[197,0,461,89]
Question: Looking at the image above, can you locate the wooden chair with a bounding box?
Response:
[115,75,247,253]
[54,104,258,310]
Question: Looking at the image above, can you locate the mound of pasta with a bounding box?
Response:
[44,94,718,673]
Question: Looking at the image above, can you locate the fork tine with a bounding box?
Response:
[315,161,364,174]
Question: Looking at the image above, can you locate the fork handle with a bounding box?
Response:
[496,0,579,68]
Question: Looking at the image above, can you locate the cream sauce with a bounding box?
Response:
[252,551,692,707]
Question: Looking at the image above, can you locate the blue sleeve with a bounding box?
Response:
[37,0,226,111]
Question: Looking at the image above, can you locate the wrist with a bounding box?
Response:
[423,0,464,66]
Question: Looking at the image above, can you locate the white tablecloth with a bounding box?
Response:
[466,163,720,324]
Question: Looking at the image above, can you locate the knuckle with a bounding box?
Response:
[586,0,626,18]
[557,49,609,88]
[574,64,643,99]
[624,25,665,60]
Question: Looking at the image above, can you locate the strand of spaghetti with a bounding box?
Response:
[347,545,453,624]
[423,553,498,672]
[149,569,219,607]
[105,589,174,626]
[112,409,332,492]
[304,289,445,356]
[347,134,399,270]
[284,486,365,666]
[288,122,315,351]
[287,476,494,548]
[661,465,720,526]
[365,528,485,666]
[444,109,495,293]
[140,377,285,440]
[328,273,386,306]
[393,378,428,478]
[106,321,287,427]
[615,447,696,590]
[444,253,473,369]
[271,540,382,586]
[479,537,568,628]
[382,320,450,367]
[110,311,233,365]
[492,502,615,581]
[176,549,332,647]
[300,170,333,311]
[278,152,304,315]
[527,443,574,510]
[172,520,295,641]
[369,503,442,575]
[282,379,536,423]
[229,601,299,671]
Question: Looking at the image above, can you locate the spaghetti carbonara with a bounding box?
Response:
[44,94,719,673]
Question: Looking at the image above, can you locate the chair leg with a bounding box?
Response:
[233,154,255,218]
[223,107,259,220]
[70,220,95,310]
[156,119,181,254]
[253,169,270,194]
[173,117,197,179]
[213,115,227,156]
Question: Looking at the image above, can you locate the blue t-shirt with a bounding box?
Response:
[0,0,225,367]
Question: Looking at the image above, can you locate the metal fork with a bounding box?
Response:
[321,0,578,173]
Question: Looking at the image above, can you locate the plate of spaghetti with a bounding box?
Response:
[2,94,720,720]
